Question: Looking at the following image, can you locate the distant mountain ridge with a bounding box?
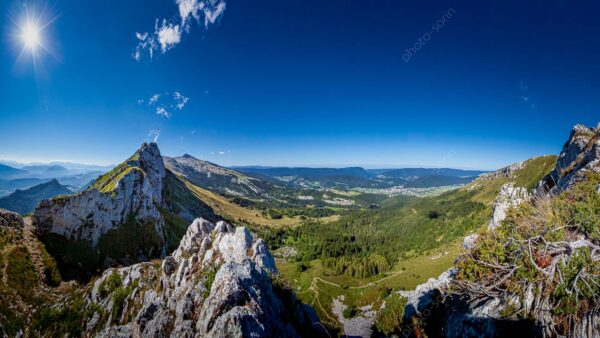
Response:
[0,164,28,180]
[21,164,71,178]
[164,154,277,197]
[235,165,487,189]
[0,162,104,197]
[0,179,72,215]
[370,167,488,178]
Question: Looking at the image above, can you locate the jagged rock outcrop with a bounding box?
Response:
[479,161,526,181]
[33,143,166,246]
[487,183,530,230]
[398,268,456,318]
[80,218,319,337]
[538,124,600,193]
[0,208,24,228]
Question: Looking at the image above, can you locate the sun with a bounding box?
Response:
[21,22,41,49]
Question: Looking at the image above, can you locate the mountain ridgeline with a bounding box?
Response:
[0,179,73,215]
[164,154,278,198]
[32,143,218,278]
[235,166,487,189]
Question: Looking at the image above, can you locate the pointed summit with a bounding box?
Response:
[32,143,170,276]
[90,143,165,195]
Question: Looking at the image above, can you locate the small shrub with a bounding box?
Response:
[111,287,130,320]
[99,272,122,298]
[342,305,358,319]
[374,293,407,335]
[33,296,89,337]
[202,264,221,298]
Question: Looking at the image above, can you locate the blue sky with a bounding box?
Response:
[0,0,599,170]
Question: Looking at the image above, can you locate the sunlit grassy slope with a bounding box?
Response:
[181,177,339,227]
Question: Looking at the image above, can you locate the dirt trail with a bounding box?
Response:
[22,217,48,284]
[312,270,405,290]
[297,269,407,334]
[307,278,338,324]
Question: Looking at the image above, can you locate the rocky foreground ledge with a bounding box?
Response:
[71,218,320,337]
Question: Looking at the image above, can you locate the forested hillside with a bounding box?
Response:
[282,156,556,279]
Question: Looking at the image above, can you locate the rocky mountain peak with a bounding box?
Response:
[538,123,600,193]
[84,218,317,337]
[32,143,171,273]
[134,142,165,178]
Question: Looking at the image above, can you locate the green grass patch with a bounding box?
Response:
[6,245,38,303]
[98,271,122,297]
[33,295,93,337]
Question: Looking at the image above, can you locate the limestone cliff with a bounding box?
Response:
[61,218,321,337]
[30,143,217,277]
[33,142,166,246]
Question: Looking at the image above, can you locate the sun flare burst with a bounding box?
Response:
[10,4,59,71]
[21,21,41,50]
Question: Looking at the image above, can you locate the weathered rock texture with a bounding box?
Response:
[80,218,319,337]
[487,183,530,230]
[332,296,376,338]
[462,234,479,251]
[398,268,456,318]
[32,143,166,246]
[0,208,24,228]
[538,124,600,193]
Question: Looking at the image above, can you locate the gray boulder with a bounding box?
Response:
[488,183,530,230]
[0,208,24,228]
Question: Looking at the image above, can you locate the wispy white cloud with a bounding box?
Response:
[173,92,189,110]
[140,92,189,119]
[134,0,226,61]
[519,80,528,91]
[157,20,181,53]
[156,107,171,118]
[149,93,160,105]
[190,129,197,135]
[148,129,161,142]
[204,2,226,26]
